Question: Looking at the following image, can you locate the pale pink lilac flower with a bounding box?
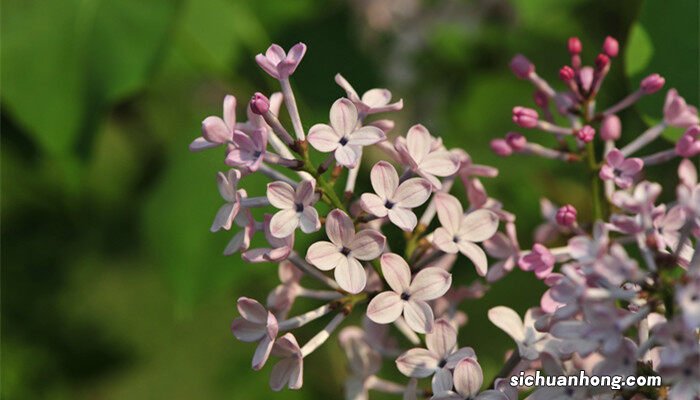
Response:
[676,125,700,158]
[518,244,555,279]
[483,224,521,282]
[568,222,609,265]
[225,128,268,171]
[394,125,459,189]
[433,193,499,276]
[360,161,432,231]
[211,169,246,232]
[190,95,236,151]
[599,149,644,189]
[231,297,278,370]
[307,98,385,167]
[255,43,307,80]
[396,319,476,386]
[267,179,321,237]
[306,209,385,294]
[488,306,557,361]
[664,89,699,128]
[269,333,303,391]
[339,326,382,400]
[367,253,451,333]
[652,205,686,251]
[266,261,303,319]
[676,274,700,329]
[611,181,662,214]
[431,358,483,400]
[657,354,700,400]
[335,73,404,115]
[592,337,637,377]
[528,353,592,400]
[242,214,294,263]
[223,210,256,256]
[477,378,518,400]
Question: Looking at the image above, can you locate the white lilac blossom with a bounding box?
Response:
[191,38,699,399]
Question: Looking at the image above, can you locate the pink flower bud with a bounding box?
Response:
[490,139,512,157]
[600,115,621,141]
[533,90,549,108]
[575,125,595,142]
[676,125,700,158]
[595,54,610,70]
[568,37,582,54]
[512,107,539,128]
[555,204,577,227]
[559,66,575,82]
[640,73,665,94]
[250,92,270,115]
[603,36,619,57]
[519,243,555,279]
[505,132,526,151]
[510,54,534,79]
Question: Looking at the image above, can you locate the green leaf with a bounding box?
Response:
[624,0,699,140]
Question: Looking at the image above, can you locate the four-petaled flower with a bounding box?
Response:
[269,333,303,391]
[230,297,278,371]
[255,43,307,80]
[394,125,459,189]
[225,128,268,171]
[335,73,404,115]
[307,98,385,167]
[433,193,499,276]
[367,253,452,333]
[211,169,246,232]
[267,179,321,238]
[360,161,432,231]
[190,95,236,151]
[306,209,386,294]
[599,149,643,189]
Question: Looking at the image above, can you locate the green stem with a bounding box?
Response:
[300,145,346,212]
[586,142,605,221]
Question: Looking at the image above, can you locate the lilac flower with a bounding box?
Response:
[600,114,621,140]
[394,125,459,189]
[611,181,662,214]
[255,43,307,80]
[269,333,303,391]
[676,274,700,329]
[225,128,268,171]
[535,198,565,244]
[190,95,236,151]
[676,125,700,158]
[266,261,303,319]
[488,306,556,361]
[664,89,699,128]
[360,161,432,231]
[306,209,385,294]
[431,358,483,400]
[223,210,256,256]
[307,98,385,167]
[242,214,294,263]
[652,205,686,251]
[483,224,521,282]
[518,244,555,279]
[267,179,321,238]
[555,204,577,227]
[657,354,700,400]
[231,297,278,370]
[366,253,451,333]
[335,73,404,115]
[211,169,246,232]
[433,193,499,276]
[568,222,609,265]
[396,319,475,386]
[592,338,637,377]
[339,326,383,400]
[599,149,644,189]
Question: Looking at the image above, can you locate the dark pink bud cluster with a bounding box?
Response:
[575,125,595,142]
[510,54,534,79]
[555,204,577,227]
[640,73,666,94]
[250,92,270,115]
[602,36,619,57]
[512,106,539,128]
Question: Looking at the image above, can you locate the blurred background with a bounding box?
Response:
[2,0,697,398]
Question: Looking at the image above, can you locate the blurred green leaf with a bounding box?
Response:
[1,0,181,159]
[624,0,699,140]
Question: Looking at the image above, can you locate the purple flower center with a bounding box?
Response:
[339,137,349,146]
[400,292,410,301]
[438,359,447,368]
[295,203,304,212]
[384,200,395,209]
[340,246,351,256]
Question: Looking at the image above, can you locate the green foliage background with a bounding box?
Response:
[2,0,697,398]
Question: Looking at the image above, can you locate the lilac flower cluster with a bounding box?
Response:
[192,38,699,399]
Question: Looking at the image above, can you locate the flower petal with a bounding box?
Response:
[308,123,340,152]
[445,347,476,368]
[426,319,457,358]
[270,358,298,391]
[298,206,320,233]
[237,297,268,323]
[349,229,386,260]
[211,203,236,232]
[432,368,453,394]
[487,306,525,343]
[189,136,219,152]
[393,178,432,208]
[434,193,463,235]
[409,268,452,301]
[404,299,435,334]
[202,116,230,143]
[433,227,459,254]
[326,209,355,246]
[223,95,237,128]
[457,241,488,276]
[334,144,360,167]
[252,335,274,370]
[348,126,385,146]
[420,151,458,177]
[330,98,359,137]
[396,348,439,378]
[367,291,403,324]
[267,181,296,209]
[306,241,342,271]
[385,208,416,231]
[380,253,411,293]
[335,257,367,294]
[406,124,432,164]
[360,193,389,217]
[361,88,391,107]
[370,161,399,199]
[458,209,499,242]
[269,209,299,238]
[453,358,483,398]
[296,179,316,205]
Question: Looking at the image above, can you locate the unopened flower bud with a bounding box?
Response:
[512,107,539,128]
[676,125,700,158]
[640,73,665,94]
[595,54,610,70]
[559,66,575,82]
[555,204,577,227]
[510,54,534,79]
[490,139,512,157]
[533,90,549,108]
[575,125,595,142]
[568,37,582,54]
[603,36,619,57]
[505,132,526,151]
[600,115,621,141]
[250,92,270,115]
